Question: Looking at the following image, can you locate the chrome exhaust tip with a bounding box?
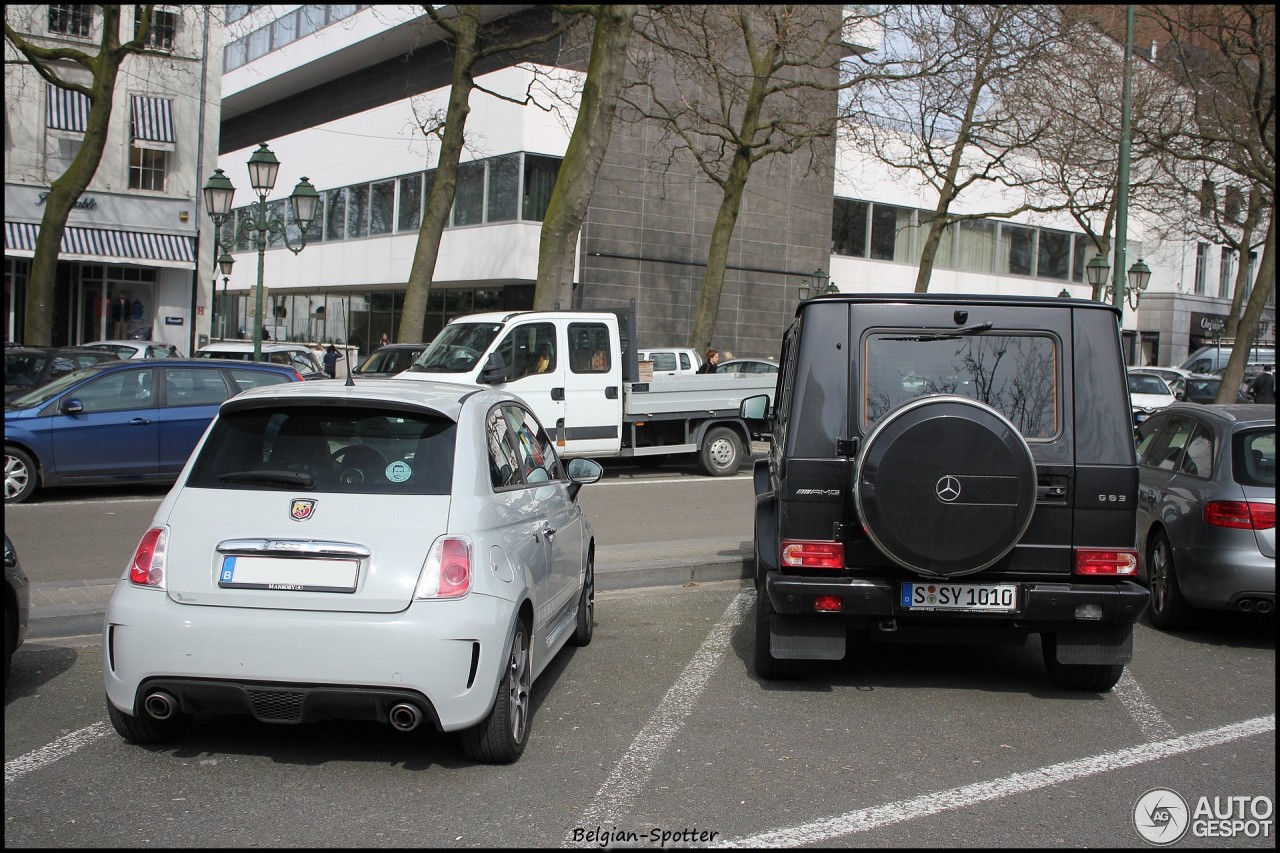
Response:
[1256,600,1273,614]
[1239,598,1256,612]
[389,702,423,732]
[144,690,178,721]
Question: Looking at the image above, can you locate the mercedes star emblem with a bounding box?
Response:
[935,475,961,503]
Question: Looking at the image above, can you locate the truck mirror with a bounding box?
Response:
[740,394,769,420]
[479,352,509,384]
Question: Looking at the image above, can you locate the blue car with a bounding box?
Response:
[4,358,304,503]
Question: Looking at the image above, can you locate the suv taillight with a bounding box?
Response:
[781,540,844,569]
[1073,548,1139,576]
[1205,500,1276,530]
[128,527,168,588]
[415,537,472,599]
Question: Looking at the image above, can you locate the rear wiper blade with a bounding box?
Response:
[217,469,316,488]
[886,321,993,342]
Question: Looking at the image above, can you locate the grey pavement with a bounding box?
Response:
[25,538,755,640]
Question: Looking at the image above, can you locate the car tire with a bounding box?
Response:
[106,695,192,744]
[698,427,743,477]
[1040,635,1124,692]
[752,582,806,681]
[570,554,595,647]
[4,446,38,504]
[853,396,1036,577]
[461,620,531,764]
[1147,530,1195,630]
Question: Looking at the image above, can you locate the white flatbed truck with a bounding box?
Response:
[397,307,774,475]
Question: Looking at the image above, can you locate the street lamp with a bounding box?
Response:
[1099,257,1151,311]
[202,168,236,343]
[799,268,836,300]
[207,143,320,361]
[1085,252,1110,295]
[217,252,235,339]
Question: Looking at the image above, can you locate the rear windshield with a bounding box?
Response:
[1233,428,1276,488]
[187,405,456,495]
[1128,374,1171,395]
[864,332,1059,439]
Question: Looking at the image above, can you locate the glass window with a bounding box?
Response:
[452,161,484,226]
[503,405,563,484]
[271,9,298,49]
[397,174,422,232]
[487,406,526,489]
[870,204,912,262]
[135,6,177,49]
[493,322,556,379]
[412,322,503,374]
[569,322,612,374]
[164,368,231,407]
[75,368,155,413]
[522,155,559,221]
[1179,425,1213,478]
[1194,243,1209,295]
[1071,234,1089,283]
[128,146,167,192]
[1139,416,1193,471]
[48,5,92,37]
[246,25,271,62]
[297,4,327,37]
[1002,224,1035,276]
[955,219,996,273]
[487,155,519,223]
[1218,248,1234,299]
[325,188,346,242]
[346,184,369,239]
[224,38,247,71]
[1037,230,1071,281]
[328,4,358,20]
[864,332,1058,439]
[227,5,250,23]
[832,198,868,257]
[1233,428,1276,488]
[369,180,394,236]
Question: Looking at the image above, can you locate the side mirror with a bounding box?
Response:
[566,457,604,501]
[61,398,84,415]
[740,394,770,421]
[479,352,509,385]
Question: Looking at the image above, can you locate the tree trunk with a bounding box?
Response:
[1216,215,1275,403]
[533,5,638,312]
[689,153,750,353]
[397,11,479,343]
[1225,185,1263,339]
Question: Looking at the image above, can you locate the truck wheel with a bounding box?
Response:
[752,583,806,681]
[4,447,38,504]
[1147,530,1195,630]
[698,427,743,476]
[853,396,1036,577]
[1040,636,1124,692]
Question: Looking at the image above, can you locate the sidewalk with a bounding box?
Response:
[25,538,755,638]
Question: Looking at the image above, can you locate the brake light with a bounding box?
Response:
[1074,548,1139,576]
[291,370,305,382]
[781,540,844,569]
[128,527,168,587]
[415,537,472,599]
[813,595,843,612]
[1205,500,1275,530]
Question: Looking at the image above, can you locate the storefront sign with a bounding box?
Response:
[165,316,184,325]
[1189,311,1228,347]
[36,192,97,210]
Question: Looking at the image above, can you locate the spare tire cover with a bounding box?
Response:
[854,395,1036,577]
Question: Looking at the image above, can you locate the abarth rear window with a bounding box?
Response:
[187,406,456,494]
[863,331,1059,439]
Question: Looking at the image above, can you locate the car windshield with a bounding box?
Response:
[4,352,49,386]
[864,332,1058,439]
[5,365,100,409]
[187,405,457,495]
[1128,374,1171,395]
[408,323,502,373]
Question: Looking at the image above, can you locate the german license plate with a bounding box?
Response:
[219,555,358,593]
[901,582,1018,612]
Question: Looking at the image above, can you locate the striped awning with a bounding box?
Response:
[5,221,195,269]
[131,96,175,149]
[46,85,91,133]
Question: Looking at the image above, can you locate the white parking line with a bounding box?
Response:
[1113,669,1176,741]
[718,715,1275,848]
[4,722,111,784]
[571,588,754,840]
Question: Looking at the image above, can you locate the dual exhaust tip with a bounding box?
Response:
[144,690,426,732]
[1237,598,1274,614]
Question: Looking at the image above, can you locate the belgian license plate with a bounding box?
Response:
[219,555,358,593]
[901,582,1018,612]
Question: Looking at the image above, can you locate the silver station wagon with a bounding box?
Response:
[104,377,602,763]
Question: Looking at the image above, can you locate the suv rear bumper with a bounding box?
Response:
[764,572,1149,627]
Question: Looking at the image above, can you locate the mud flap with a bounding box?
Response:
[1050,625,1133,665]
[771,615,846,660]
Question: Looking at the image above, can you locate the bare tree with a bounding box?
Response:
[624,5,856,353]
[532,5,640,311]
[844,5,1087,294]
[4,5,156,346]
[398,5,580,343]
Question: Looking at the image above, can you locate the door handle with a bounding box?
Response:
[605,386,618,399]
[551,387,564,401]
[543,525,557,539]
[129,418,150,425]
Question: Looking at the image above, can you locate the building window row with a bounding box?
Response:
[221,153,562,254]
[224,5,367,71]
[832,197,1104,284]
[44,85,176,192]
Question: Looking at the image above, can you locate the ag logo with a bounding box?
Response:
[290,498,317,521]
[1133,787,1189,845]
[935,475,961,503]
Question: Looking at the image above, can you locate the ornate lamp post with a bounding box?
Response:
[203,143,320,361]
[217,252,234,339]
[202,168,235,343]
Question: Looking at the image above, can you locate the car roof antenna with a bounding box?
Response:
[345,366,355,387]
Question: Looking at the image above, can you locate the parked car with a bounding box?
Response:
[4,359,304,504]
[353,343,428,377]
[638,348,703,377]
[1179,344,1276,376]
[717,356,779,375]
[1172,374,1249,405]
[83,340,183,359]
[194,341,326,380]
[102,378,603,763]
[1134,403,1275,628]
[1131,365,1192,387]
[4,533,30,683]
[1126,370,1177,428]
[4,346,121,401]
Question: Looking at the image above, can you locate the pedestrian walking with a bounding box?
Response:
[323,344,343,379]
[1250,365,1275,404]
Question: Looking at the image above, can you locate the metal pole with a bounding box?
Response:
[1113,4,1135,321]
[253,195,266,362]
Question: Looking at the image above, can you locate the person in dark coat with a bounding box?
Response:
[323,344,343,379]
[1250,365,1275,403]
[697,348,719,374]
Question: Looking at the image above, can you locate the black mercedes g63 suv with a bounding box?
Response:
[745,293,1149,691]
